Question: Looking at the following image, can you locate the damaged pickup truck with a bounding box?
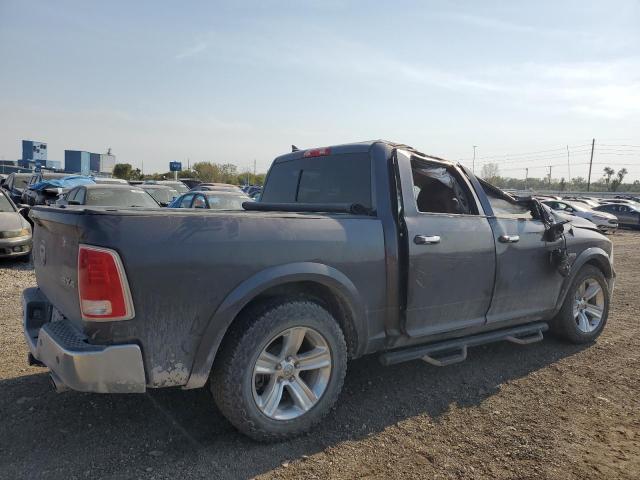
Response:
[23,141,614,441]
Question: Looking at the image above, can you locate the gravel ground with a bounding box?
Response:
[0,232,638,479]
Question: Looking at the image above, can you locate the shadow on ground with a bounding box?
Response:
[0,337,587,479]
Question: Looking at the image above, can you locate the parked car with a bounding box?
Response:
[0,189,32,260]
[190,183,242,192]
[92,177,129,185]
[542,200,618,232]
[23,174,94,206]
[55,184,160,208]
[0,173,7,186]
[1,172,32,204]
[594,203,640,229]
[614,194,640,202]
[24,140,614,441]
[179,178,202,190]
[141,184,179,206]
[561,196,600,209]
[598,198,640,209]
[144,180,189,194]
[169,190,251,210]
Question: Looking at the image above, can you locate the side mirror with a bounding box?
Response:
[159,201,169,207]
[68,199,81,205]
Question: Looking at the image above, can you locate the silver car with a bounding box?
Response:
[543,200,618,232]
[0,189,32,260]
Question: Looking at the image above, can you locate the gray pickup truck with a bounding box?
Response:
[23,141,614,441]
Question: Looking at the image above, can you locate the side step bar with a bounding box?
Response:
[379,322,548,367]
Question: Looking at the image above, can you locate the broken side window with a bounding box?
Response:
[411,158,477,215]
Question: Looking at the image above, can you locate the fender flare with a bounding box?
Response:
[184,262,367,389]
[554,247,614,312]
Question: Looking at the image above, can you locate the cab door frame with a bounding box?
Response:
[395,150,497,338]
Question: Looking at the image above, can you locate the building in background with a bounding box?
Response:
[64,148,115,175]
[64,150,91,175]
[18,139,61,170]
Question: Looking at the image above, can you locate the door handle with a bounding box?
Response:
[498,234,520,243]
[414,235,441,245]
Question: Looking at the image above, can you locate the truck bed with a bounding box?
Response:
[29,206,387,387]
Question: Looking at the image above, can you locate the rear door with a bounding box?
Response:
[396,151,496,337]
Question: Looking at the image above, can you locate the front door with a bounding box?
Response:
[404,214,496,336]
[485,216,564,324]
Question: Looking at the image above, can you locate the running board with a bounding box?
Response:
[379,322,549,367]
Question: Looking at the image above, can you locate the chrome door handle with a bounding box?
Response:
[499,234,520,243]
[414,235,441,245]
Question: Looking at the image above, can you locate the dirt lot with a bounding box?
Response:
[1,232,638,480]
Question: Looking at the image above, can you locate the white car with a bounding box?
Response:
[562,197,600,209]
[542,200,618,232]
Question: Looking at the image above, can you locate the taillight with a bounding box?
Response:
[303,147,331,157]
[78,245,135,321]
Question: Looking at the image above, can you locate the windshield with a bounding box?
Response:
[144,188,179,204]
[165,182,189,194]
[206,194,250,210]
[0,193,15,212]
[86,188,159,207]
[14,175,30,190]
[566,202,588,212]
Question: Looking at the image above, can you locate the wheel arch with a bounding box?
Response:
[553,247,613,313]
[184,262,367,389]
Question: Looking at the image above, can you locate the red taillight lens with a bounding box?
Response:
[303,147,331,157]
[78,245,134,321]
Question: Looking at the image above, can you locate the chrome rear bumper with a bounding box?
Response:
[22,287,146,393]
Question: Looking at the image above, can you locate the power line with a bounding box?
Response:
[461,143,591,161]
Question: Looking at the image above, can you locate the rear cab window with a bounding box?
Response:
[261,153,372,209]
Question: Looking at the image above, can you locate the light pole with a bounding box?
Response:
[472,145,477,174]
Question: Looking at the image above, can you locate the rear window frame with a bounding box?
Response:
[261,152,373,209]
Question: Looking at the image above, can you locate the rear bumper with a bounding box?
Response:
[22,287,146,393]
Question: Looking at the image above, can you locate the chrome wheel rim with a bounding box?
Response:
[573,278,605,333]
[252,326,332,420]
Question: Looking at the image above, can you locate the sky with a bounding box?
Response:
[1,0,639,180]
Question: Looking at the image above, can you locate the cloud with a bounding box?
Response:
[175,42,209,60]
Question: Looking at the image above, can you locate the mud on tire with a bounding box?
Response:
[210,299,348,441]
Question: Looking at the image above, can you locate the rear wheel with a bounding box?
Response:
[210,300,347,441]
[551,265,610,343]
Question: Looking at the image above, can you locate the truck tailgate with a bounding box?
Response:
[31,208,84,322]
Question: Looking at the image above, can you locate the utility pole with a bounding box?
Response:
[548,165,552,186]
[472,145,477,174]
[253,159,256,178]
[566,145,571,181]
[525,167,529,190]
[587,138,595,192]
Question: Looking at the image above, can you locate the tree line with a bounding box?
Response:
[112,162,266,186]
[480,163,637,192]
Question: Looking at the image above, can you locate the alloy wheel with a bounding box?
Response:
[252,326,332,420]
[573,278,605,333]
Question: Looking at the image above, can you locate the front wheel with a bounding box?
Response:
[210,300,347,441]
[551,265,610,344]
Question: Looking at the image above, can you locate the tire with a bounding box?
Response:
[210,299,347,441]
[551,265,610,344]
